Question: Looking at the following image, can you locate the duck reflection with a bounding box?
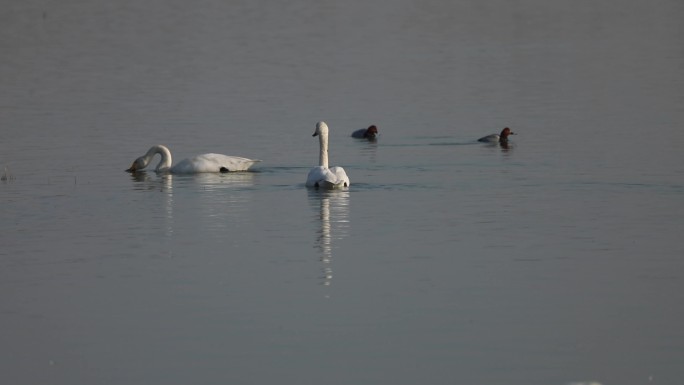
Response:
[308,189,350,287]
[359,139,379,164]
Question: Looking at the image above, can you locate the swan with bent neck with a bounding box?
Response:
[306,121,350,189]
[126,144,260,173]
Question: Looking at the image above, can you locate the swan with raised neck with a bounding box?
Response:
[306,122,350,189]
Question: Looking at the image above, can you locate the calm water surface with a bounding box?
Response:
[2,1,684,384]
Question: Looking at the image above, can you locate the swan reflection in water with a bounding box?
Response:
[308,189,350,287]
[128,171,257,239]
[188,172,257,192]
[128,172,175,239]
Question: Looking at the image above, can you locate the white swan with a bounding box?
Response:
[126,144,260,173]
[306,122,350,189]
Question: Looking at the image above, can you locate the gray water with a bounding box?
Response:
[2,1,683,384]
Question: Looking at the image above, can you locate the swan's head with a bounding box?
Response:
[500,127,515,138]
[126,156,148,173]
[313,121,329,137]
[365,125,379,139]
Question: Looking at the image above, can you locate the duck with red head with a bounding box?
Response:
[351,125,379,140]
[478,127,515,144]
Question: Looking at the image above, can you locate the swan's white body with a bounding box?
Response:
[127,145,260,173]
[306,122,350,189]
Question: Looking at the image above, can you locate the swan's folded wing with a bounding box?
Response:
[172,154,260,173]
[329,166,350,187]
[307,166,348,189]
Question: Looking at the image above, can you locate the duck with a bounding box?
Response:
[126,144,260,173]
[351,125,379,140]
[306,122,350,189]
[478,127,515,144]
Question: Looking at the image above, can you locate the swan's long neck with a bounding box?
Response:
[147,145,173,172]
[318,131,329,168]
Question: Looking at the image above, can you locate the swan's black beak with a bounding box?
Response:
[312,132,318,137]
[126,163,136,173]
